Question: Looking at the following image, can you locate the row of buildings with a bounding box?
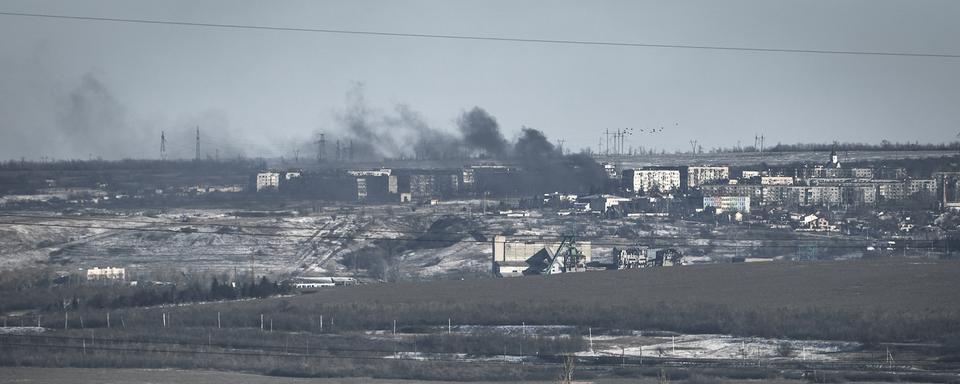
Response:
[621,152,944,210]
[255,167,487,202]
[253,151,955,211]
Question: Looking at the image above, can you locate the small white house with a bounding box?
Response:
[86,267,125,281]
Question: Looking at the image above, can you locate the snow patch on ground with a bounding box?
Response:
[583,333,859,361]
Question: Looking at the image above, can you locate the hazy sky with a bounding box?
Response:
[1,0,959,160]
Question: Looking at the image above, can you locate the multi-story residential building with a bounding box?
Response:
[703,196,751,213]
[878,182,907,201]
[935,172,960,206]
[685,166,729,189]
[622,168,682,194]
[876,167,908,180]
[255,171,281,191]
[906,179,937,197]
[760,176,794,185]
[850,168,874,179]
[839,184,878,206]
[702,183,764,207]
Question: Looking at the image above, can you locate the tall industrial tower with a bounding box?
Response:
[317,132,326,162]
[160,131,167,160]
[195,126,201,161]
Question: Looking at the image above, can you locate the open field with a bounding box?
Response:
[85,258,960,344]
[3,259,960,382]
[0,367,807,384]
[0,206,880,278]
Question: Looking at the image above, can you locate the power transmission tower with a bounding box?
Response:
[556,139,565,155]
[195,126,201,161]
[604,129,611,156]
[336,140,342,161]
[160,131,167,160]
[760,134,765,153]
[317,133,326,163]
[689,140,699,155]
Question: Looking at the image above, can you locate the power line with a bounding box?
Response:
[1,11,959,59]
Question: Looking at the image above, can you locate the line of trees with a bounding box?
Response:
[704,141,960,154]
[767,141,959,153]
[0,158,267,172]
[0,267,290,313]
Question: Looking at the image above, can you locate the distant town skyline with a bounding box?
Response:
[1,0,959,160]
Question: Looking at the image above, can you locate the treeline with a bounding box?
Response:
[0,158,266,172]
[768,141,960,152]
[0,273,290,313]
[704,141,960,154]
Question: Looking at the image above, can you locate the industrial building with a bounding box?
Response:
[492,235,592,277]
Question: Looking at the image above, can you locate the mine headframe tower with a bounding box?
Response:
[543,235,588,275]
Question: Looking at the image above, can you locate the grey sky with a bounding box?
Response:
[1,0,958,160]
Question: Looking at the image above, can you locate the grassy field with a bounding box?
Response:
[111,258,960,344]
[4,258,960,382]
[0,367,803,384]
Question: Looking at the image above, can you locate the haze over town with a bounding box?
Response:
[2,2,960,384]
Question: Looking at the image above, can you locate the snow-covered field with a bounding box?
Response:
[583,332,859,361]
[0,203,858,278]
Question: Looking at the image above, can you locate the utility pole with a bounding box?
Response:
[249,251,255,284]
[605,129,611,156]
[317,133,326,163]
[160,131,167,160]
[195,126,201,161]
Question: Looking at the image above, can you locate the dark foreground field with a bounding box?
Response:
[0,367,802,384]
[231,258,960,343]
[4,258,960,382]
[47,258,960,344]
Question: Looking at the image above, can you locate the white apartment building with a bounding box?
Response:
[623,169,681,193]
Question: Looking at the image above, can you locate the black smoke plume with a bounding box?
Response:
[458,107,508,157]
[509,127,607,195]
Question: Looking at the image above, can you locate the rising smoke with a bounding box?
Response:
[458,107,508,157]
[328,86,607,193]
[55,73,148,159]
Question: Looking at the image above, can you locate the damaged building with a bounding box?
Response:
[491,235,592,277]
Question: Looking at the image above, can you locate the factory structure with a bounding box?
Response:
[492,235,686,278]
[492,235,593,277]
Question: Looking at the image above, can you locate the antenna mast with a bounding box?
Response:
[195,126,201,161]
[317,132,326,163]
[160,131,167,160]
